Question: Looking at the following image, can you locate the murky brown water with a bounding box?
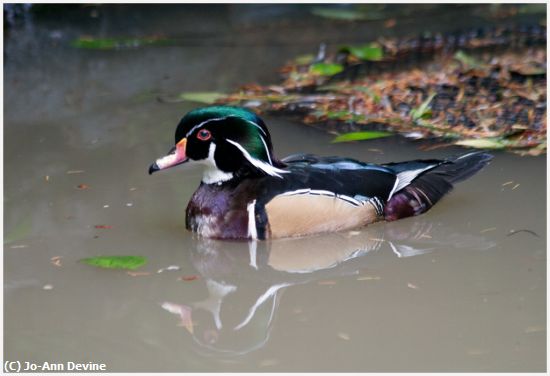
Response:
[4,4,546,372]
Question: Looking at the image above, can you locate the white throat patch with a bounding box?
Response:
[201,143,234,185]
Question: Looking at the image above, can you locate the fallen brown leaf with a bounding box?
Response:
[259,359,279,368]
[384,18,396,28]
[357,276,381,281]
[179,275,199,282]
[50,256,63,267]
[318,280,337,285]
[94,225,113,229]
[338,332,351,340]
[524,325,545,334]
[126,271,151,277]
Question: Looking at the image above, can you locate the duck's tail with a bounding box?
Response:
[383,152,493,221]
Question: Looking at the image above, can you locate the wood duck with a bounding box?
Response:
[149,106,492,240]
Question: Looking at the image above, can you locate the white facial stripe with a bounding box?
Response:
[226,139,288,178]
[207,142,217,164]
[259,136,272,165]
[201,143,233,184]
[241,118,272,164]
[186,115,272,166]
[242,118,267,136]
[185,116,228,138]
[185,116,266,138]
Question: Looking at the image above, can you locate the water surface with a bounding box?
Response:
[4,4,546,372]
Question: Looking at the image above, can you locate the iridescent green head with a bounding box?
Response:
[149,106,287,184]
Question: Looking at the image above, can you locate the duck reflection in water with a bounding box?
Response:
[161,219,495,356]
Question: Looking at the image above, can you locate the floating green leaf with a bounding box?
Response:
[319,110,366,122]
[311,6,387,21]
[332,131,393,143]
[131,90,161,104]
[72,37,118,50]
[352,86,382,102]
[4,216,32,244]
[318,85,381,103]
[341,43,384,61]
[325,110,352,119]
[454,51,484,68]
[310,63,344,76]
[517,4,546,14]
[81,256,147,270]
[311,7,370,21]
[410,93,436,121]
[177,92,226,104]
[72,36,172,50]
[294,54,315,65]
[455,138,507,149]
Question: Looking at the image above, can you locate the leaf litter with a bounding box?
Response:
[197,25,546,156]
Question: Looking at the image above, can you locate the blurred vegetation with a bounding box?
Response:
[209,23,546,156]
[4,3,547,155]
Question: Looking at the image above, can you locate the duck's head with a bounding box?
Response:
[149,106,286,184]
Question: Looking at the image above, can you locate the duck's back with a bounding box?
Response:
[251,154,399,239]
[186,154,398,239]
[186,152,492,240]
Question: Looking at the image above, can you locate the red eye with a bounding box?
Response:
[197,129,212,141]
